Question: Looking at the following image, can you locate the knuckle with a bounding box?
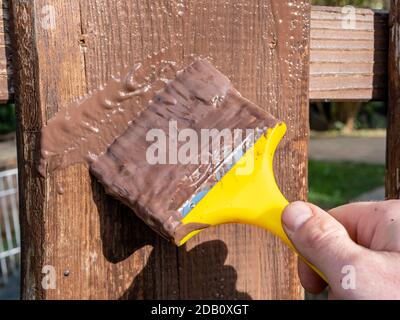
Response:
[298,216,347,250]
[378,200,400,217]
[383,207,400,221]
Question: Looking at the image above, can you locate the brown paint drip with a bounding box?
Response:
[89,59,279,243]
[38,50,180,177]
[56,183,64,195]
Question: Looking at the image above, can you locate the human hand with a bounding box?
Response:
[282,200,400,299]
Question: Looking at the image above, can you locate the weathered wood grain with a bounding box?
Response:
[10,0,44,299]
[310,6,388,101]
[386,0,400,199]
[13,0,309,299]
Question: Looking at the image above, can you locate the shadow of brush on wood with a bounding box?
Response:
[92,173,249,300]
[91,175,154,262]
[122,241,251,300]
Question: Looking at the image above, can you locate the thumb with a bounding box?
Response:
[282,201,361,286]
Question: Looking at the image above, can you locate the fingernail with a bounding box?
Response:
[282,201,313,232]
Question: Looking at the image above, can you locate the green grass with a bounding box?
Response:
[308,160,385,209]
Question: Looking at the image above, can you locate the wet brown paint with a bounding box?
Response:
[38,50,180,177]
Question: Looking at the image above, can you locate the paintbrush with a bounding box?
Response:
[89,58,326,281]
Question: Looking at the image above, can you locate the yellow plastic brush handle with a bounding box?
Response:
[179,122,328,283]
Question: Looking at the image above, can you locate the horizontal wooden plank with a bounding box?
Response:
[0,5,390,104]
[310,6,389,101]
[310,61,387,75]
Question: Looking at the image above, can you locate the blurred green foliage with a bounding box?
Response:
[355,102,387,129]
[309,160,385,209]
[312,0,388,9]
[0,104,16,134]
[311,101,387,131]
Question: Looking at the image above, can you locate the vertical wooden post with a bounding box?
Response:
[11,0,310,299]
[387,0,400,199]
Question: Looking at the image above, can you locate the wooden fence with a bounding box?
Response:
[1,0,398,299]
[0,5,391,104]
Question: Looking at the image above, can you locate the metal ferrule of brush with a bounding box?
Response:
[178,128,265,218]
